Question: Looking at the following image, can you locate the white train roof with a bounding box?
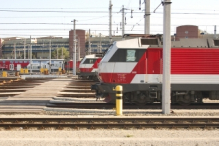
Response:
[116,38,149,49]
[115,37,219,48]
[84,54,100,59]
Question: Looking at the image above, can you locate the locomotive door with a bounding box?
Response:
[146,49,162,83]
[9,64,14,71]
[145,53,148,82]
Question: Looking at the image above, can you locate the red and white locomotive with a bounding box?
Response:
[79,54,102,80]
[92,37,219,105]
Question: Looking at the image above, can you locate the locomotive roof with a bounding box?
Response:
[84,54,100,59]
[116,38,149,49]
[115,37,219,49]
[0,59,64,61]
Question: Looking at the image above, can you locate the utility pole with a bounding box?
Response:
[109,0,113,43]
[14,43,16,59]
[56,46,58,59]
[24,39,26,59]
[78,38,80,61]
[122,5,125,38]
[99,33,102,53]
[28,44,29,59]
[88,29,91,54]
[49,39,51,73]
[30,36,32,74]
[162,0,171,114]
[145,0,150,34]
[214,25,217,39]
[62,48,63,59]
[73,19,76,75]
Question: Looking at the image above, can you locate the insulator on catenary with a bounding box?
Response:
[139,0,141,10]
[131,10,133,18]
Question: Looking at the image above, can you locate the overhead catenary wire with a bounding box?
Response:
[0,9,219,15]
[0,7,219,11]
[0,23,217,27]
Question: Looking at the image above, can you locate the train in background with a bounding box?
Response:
[0,59,81,72]
[92,37,219,105]
[65,60,81,73]
[79,54,102,80]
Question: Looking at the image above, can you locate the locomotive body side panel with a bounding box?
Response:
[171,48,219,74]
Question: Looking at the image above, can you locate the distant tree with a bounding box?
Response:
[52,47,69,59]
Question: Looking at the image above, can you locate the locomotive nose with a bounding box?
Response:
[97,62,102,81]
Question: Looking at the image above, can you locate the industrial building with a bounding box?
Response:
[0,29,122,60]
[0,25,217,60]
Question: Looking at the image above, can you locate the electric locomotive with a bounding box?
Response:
[79,54,102,80]
[92,37,219,105]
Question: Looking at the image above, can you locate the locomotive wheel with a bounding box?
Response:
[134,92,148,105]
[135,102,146,106]
[176,94,192,106]
[177,97,192,106]
[177,101,191,106]
[196,92,203,103]
[104,93,115,103]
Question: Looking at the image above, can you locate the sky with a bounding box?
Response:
[0,0,219,38]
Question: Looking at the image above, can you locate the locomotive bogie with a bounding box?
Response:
[209,91,219,100]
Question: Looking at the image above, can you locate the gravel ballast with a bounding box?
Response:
[0,130,219,146]
[1,109,219,146]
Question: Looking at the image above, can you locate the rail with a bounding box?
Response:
[0,117,219,130]
[47,103,219,109]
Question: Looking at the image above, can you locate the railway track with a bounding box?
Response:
[56,80,96,98]
[47,102,219,109]
[0,117,219,130]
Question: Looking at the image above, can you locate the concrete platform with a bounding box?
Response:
[0,109,43,113]
[20,74,68,79]
[0,77,20,80]
[61,88,92,91]
[13,79,72,98]
[58,92,95,96]
[53,97,97,101]
[0,78,72,112]
[0,88,28,91]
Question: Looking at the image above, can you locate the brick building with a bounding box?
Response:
[69,30,85,59]
[175,25,200,41]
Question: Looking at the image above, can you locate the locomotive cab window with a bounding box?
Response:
[109,49,145,62]
[126,50,136,62]
[84,59,97,64]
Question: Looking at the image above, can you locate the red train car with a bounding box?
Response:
[0,59,64,71]
[65,60,81,73]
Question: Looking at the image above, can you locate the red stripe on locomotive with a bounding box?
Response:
[100,48,219,84]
